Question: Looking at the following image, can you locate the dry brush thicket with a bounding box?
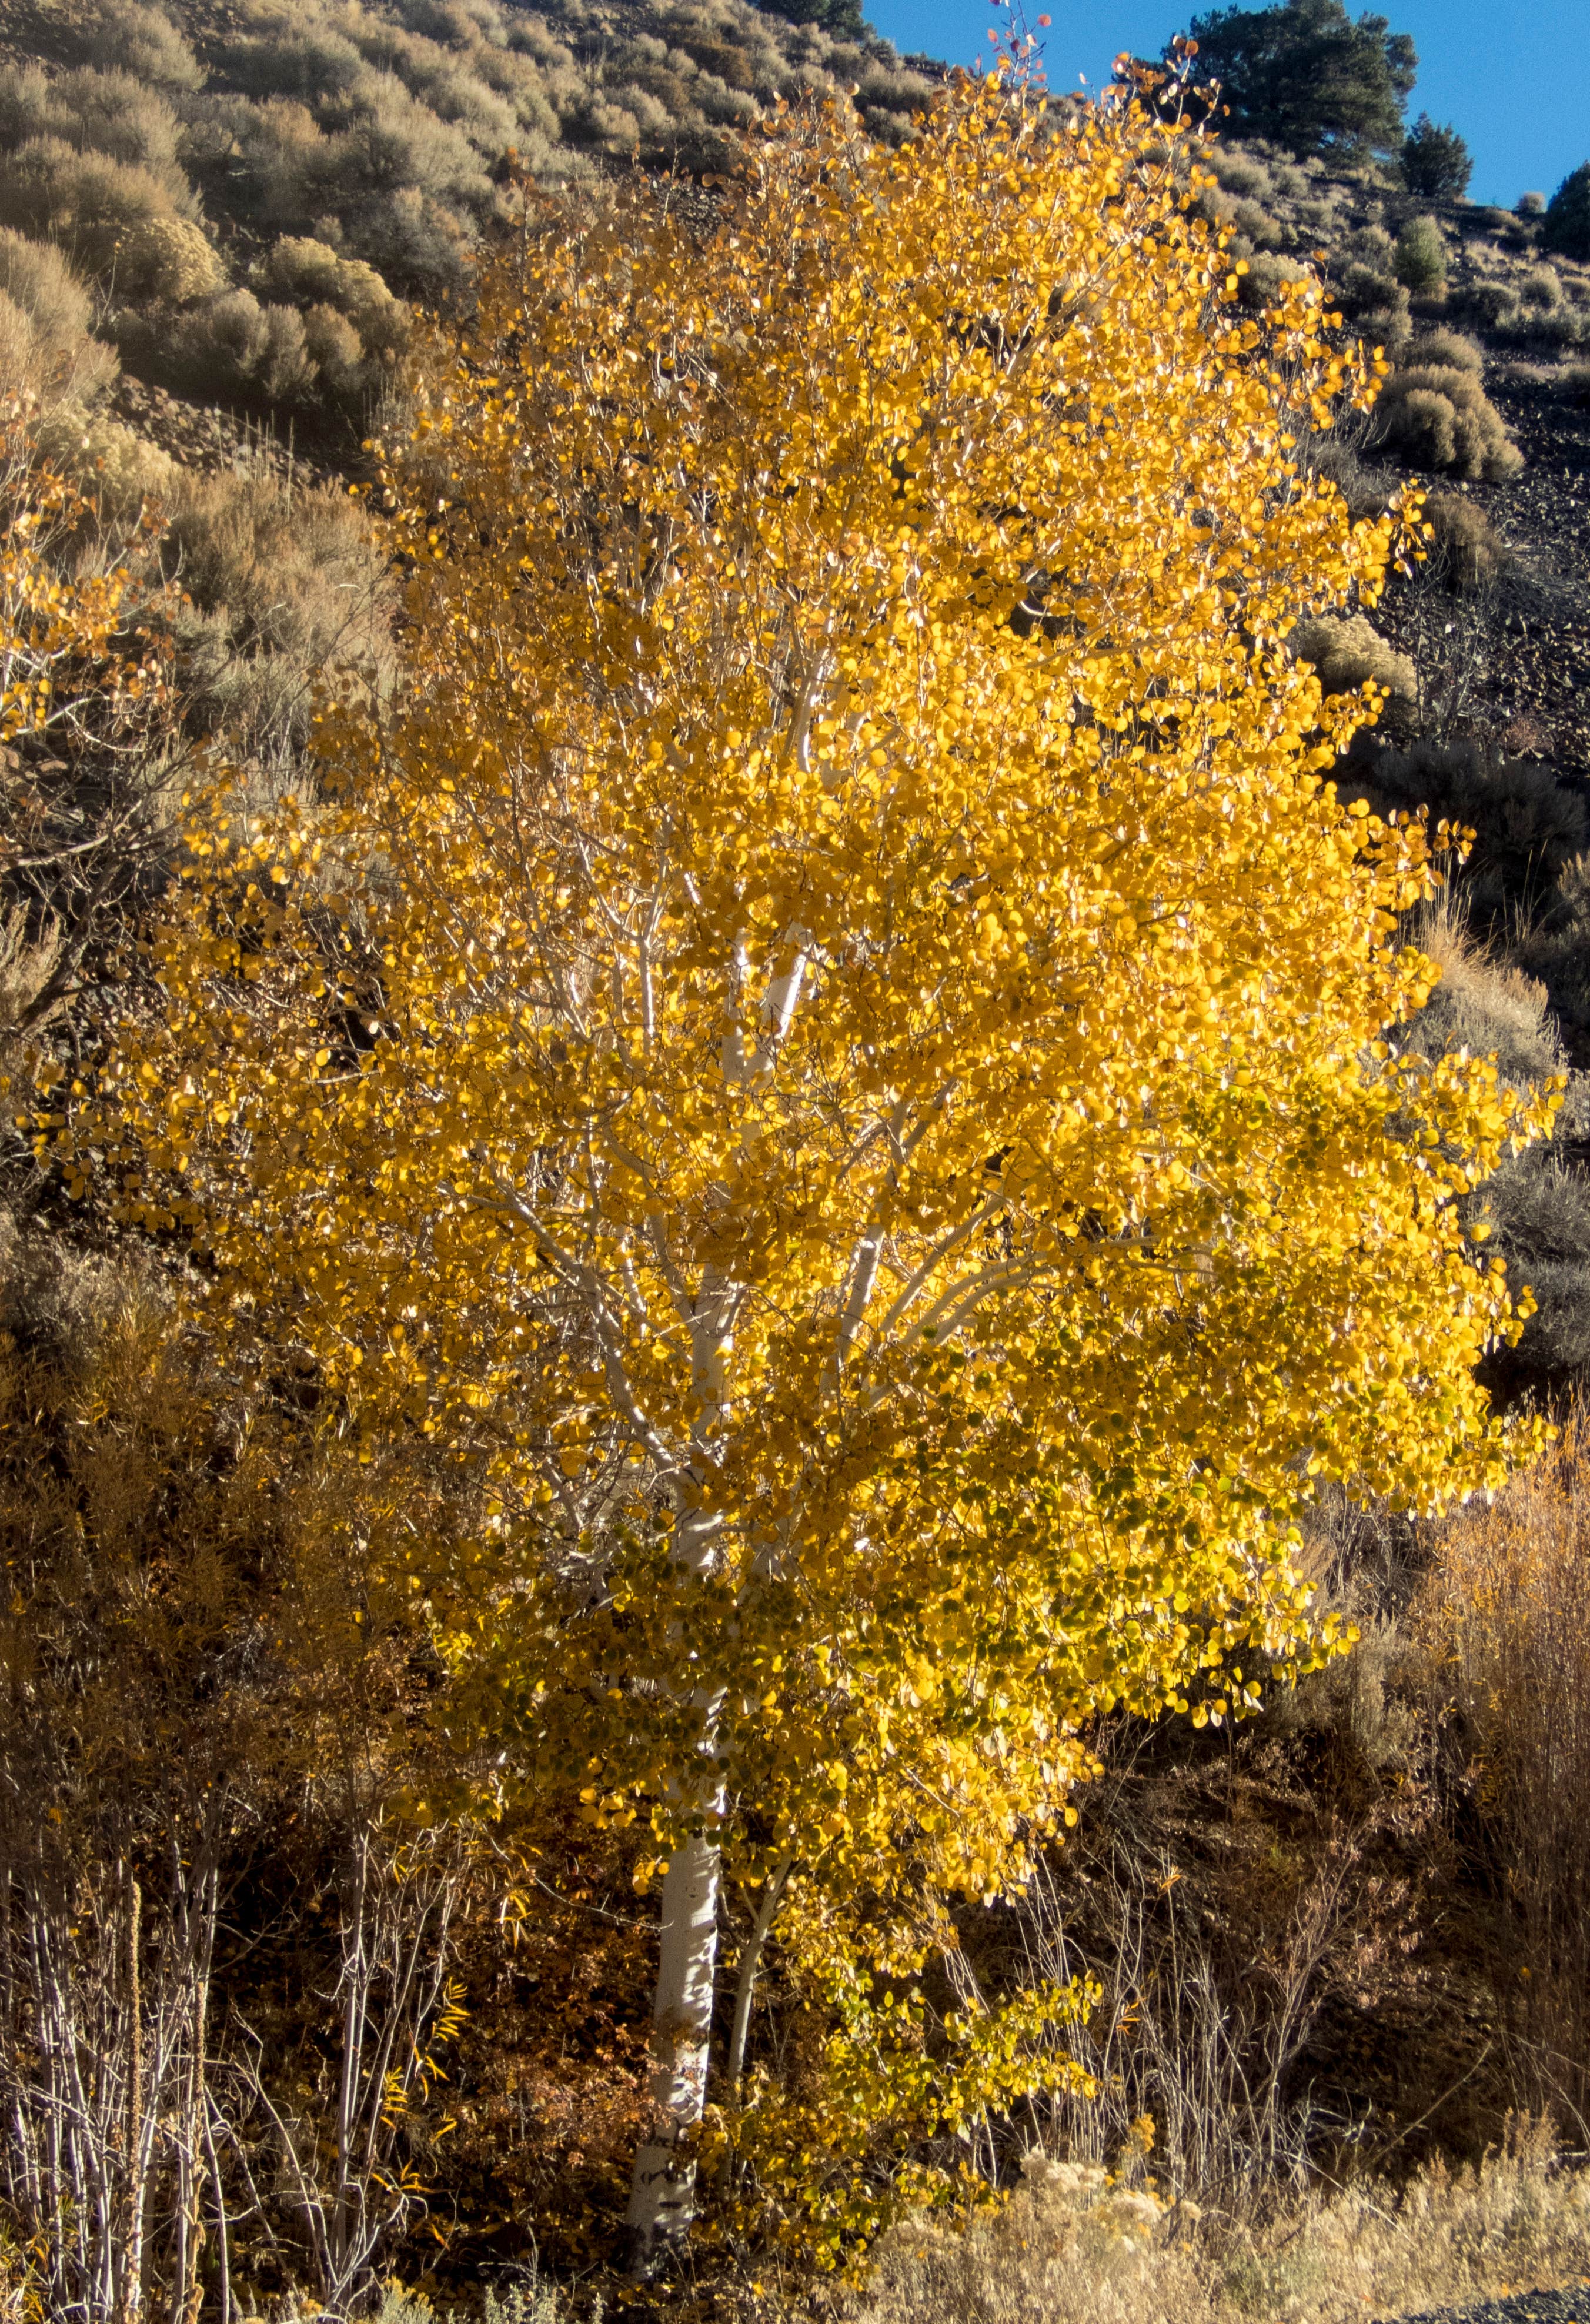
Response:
[860,2120,1590,2324]
[0,1217,645,2323]
[841,1411,1590,2324]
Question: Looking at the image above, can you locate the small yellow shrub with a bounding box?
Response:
[122,212,223,302]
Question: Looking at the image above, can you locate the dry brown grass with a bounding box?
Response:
[1416,1420,1590,2133]
[858,2121,1590,2324]
[1290,611,1418,706]
[1408,897,1564,1087]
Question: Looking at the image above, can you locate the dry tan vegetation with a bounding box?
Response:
[1290,610,1418,704]
[157,465,396,765]
[1416,905,1559,1066]
[1369,361,1524,479]
[859,2123,1590,2324]
[1420,1423,1590,2127]
[1422,491,1506,590]
[0,229,115,409]
[1391,905,1590,1381]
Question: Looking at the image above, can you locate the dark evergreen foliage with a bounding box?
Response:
[1542,162,1590,262]
[1402,111,1472,200]
[1181,0,1417,160]
[753,0,865,32]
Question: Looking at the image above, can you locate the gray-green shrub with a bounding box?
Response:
[159,469,395,763]
[1334,258,1404,319]
[1236,249,1312,309]
[155,285,315,402]
[0,138,214,298]
[1455,278,1519,330]
[1370,361,1522,479]
[60,0,203,90]
[0,231,116,406]
[0,67,188,193]
[1519,263,1563,309]
[1393,213,1446,292]
[255,235,407,354]
[1405,326,1484,373]
[1421,492,1505,592]
[1208,145,1273,200]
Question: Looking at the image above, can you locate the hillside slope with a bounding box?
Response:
[0,0,936,458]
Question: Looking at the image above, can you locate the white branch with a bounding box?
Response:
[867,1189,1007,1353]
[473,1164,680,1472]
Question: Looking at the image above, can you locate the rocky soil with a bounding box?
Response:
[109,373,340,492]
[1444,365,1590,770]
[1387,2295,1590,2324]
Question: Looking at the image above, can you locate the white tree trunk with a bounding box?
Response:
[624,1829,723,2274]
[726,1856,794,2099]
[624,935,807,2270]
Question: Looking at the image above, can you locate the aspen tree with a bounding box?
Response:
[62,72,1549,2267]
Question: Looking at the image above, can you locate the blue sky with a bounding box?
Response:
[864,0,1590,210]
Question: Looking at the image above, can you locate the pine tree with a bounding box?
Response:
[1183,0,1418,160]
[1542,163,1590,262]
[753,0,865,35]
[1402,112,1472,201]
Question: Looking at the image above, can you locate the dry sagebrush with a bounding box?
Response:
[858,2121,1590,2324]
[1418,1421,1590,2128]
[1369,360,1522,480]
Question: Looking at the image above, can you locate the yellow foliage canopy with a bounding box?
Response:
[61,77,1546,1921]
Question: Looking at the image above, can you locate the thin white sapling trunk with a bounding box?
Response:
[623,935,806,2270]
[624,1829,724,2270]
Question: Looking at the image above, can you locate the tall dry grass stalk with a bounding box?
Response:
[1013,1832,1377,2198]
[1418,1415,1590,2133]
[858,2119,1590,2324]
